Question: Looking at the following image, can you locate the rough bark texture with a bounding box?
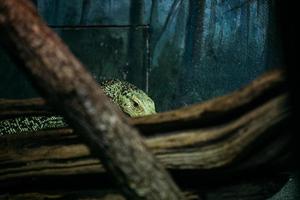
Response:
[0,69,286,129]
[0,69,292,180]
[0,69,292,200]
[0,0,184,199]
[0,94,291,177]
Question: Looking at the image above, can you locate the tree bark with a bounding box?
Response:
[0,69,286,132]
[0,87,291,199]
[0,60,291,198]
[0,0,184,199]
[0,69,292,188]
[0,93,291,179]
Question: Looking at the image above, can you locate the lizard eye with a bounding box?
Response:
[133,101,139,107]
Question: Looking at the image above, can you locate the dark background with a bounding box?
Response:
[0,0,281,112]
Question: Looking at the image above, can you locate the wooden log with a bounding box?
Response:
[0,68,291,199]
[0,93,291,183]
[0,68,287,131]
[0,0,184,199]
[0,98,51,119]
[0,68,292,180]
[132,69,287,133]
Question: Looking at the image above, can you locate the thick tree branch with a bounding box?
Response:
[0,0,184,199]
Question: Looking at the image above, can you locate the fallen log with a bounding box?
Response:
[0,94,291,177]
[0,68,287,132]
[0,79,292,199]
[0,73,292,182]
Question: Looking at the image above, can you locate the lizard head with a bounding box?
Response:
[100,80,156,117]
[118,89,156,117]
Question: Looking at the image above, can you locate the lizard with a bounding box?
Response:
[0,79,156,135]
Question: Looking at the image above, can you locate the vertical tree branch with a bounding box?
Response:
[0,0,184,199]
